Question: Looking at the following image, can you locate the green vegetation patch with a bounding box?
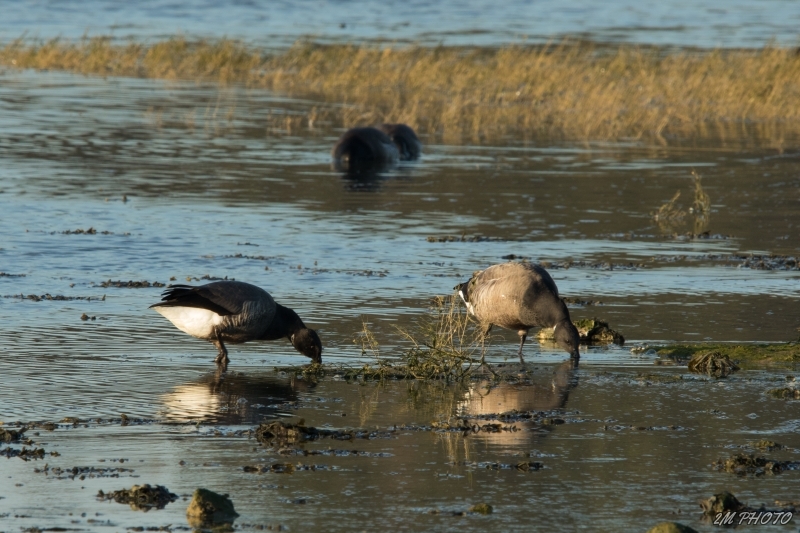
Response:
[655,343,800,364]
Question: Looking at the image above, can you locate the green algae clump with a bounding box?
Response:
[469,503,493,515]
[537,318,624,345]
[656,342,800,364]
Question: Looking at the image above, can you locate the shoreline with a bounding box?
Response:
[2,36,799,146]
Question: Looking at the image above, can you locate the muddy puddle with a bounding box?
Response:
[1,68,799,531]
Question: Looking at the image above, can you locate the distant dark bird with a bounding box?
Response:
[332,123,421,171]
[150,281,322,368]
[456,262,580,362]
[379,123,422,161]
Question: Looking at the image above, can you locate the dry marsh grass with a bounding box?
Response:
[3,36,800,144]
[652,170,712,233]
[349,295,487,382]
[395,295,484,381]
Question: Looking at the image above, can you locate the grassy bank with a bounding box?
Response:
[2,36,800,144]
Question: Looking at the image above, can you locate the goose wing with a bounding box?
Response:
[150,281,275,318]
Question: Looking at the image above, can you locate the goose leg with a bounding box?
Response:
[212,328,229,368]
[517,333,527,364]
[479,324,493,365]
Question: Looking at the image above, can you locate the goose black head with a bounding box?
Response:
[554,320,580,360]
[454,281,471,303]
[292,328,322,364]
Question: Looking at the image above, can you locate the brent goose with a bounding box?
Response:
[332,123,421,171]
[150,281,322,368]
[456,262,580,362]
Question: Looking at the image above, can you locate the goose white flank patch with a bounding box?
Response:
[455,262,580,363]
[150,281,321,369]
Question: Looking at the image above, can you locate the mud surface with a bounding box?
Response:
[0,68,799,532]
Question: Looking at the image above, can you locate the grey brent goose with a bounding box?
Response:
[456,262,580,362]
[332,123,421,170]
[150,281,322,368]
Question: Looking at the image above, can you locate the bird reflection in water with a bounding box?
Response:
[160,371,313,425]
[457,359,579,447]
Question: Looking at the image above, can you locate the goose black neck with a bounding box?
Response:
[261,303,306,340]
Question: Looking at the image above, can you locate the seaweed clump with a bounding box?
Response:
[700,491,744,515]
[687,351,739,377]
[713,453,798,476]
[537,318,624,345]
[97,484,178,510]
[767,387,800,399]
[255,421,324,447]
[0,427,27,443]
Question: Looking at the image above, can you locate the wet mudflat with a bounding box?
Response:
[1,69,799,532]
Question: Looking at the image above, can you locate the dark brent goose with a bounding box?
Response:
[332,123,421,170]
[150,281,322,367]
[456,262,580,362]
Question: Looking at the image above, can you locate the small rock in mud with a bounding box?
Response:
[767,387,800,399]
[97,484,178,510]
[536,318,624,345]
[0,427,27,443]
[713,453,795,476]
[186,488,239,526]
[646,522,699,533]
[687,351,739,378]
[469,503,493,514]
[700,491,744,515]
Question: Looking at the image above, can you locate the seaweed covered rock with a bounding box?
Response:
[255,421,322,447]
[646,522,699,533]
[687,351,739,377]
[469,503,493,515]
[750,440,783,451]
[186,488,239,526]
[0,427,27,443]
[97,484,178,510]
[700,491,744,515]
[767,387,800,399]
[713,453,794,476]
[537,318,624,345]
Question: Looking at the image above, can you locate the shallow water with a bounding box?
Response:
[3,0,800,48]
[1,69,800,531]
